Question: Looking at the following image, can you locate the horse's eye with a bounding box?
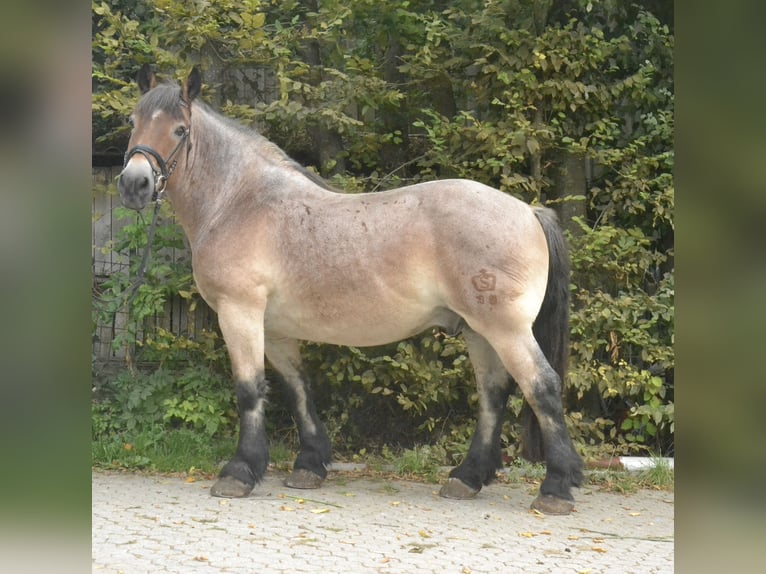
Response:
[127,117,134,128]
[175,126,188,137]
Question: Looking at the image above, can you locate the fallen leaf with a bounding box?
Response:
[462,568,472,574]
[391,501,401,507]
[185,476,196,483]
[519,532,535,538]
[568,535,580,540]
[628,512,641,516]
[381,558,390,564]
[539,530,552,535]
[192,556,208,562]
[418,530,431,538]
[123,443,133,451]
[591,547,607,553]
[279,505,295,512]
[310,508,330,514]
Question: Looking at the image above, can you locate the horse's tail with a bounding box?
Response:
[519,207,571,462]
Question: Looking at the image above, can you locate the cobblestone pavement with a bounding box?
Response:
[92,470,673,573]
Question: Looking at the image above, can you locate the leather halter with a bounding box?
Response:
[123,126,190,202]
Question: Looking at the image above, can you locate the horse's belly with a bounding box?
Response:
[264,298,455,347]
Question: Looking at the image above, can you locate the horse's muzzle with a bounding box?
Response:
[117,160,154,211]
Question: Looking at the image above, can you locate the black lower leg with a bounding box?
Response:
[449,382,510,490]
[538,426,584,500]
[277,370,332,479]
[530,376,584,501]
[219,376,270,487]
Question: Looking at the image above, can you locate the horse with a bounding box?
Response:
[117,65,583,515]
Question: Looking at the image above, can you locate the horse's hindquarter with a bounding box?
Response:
[263,180,549,346]
[417,180,550,332]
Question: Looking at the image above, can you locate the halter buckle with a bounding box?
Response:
[155,174,167,194]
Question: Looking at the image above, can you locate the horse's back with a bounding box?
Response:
[371,178,534,223]
[272,178,545,289]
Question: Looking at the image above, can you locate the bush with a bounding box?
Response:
[92,365,237,439]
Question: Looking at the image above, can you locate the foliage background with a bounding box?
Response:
[92,0,674,464]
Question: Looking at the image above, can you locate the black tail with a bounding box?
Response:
[520,207,571,462]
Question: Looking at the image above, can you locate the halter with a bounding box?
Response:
[123,126,190,203]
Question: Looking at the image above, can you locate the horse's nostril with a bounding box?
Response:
[141,176,150,188]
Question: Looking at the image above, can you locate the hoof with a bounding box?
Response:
[439,478,480,500]
[284,468,324,490]
[530,494,575,515]
[210,476,254,498]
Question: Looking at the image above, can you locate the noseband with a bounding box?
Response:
[123,127,190,202]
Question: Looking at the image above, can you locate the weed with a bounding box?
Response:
[382,444,448,483]
[269,442,294,471]
[586,458,674,494]
[587,470,641,494]
[636,457,674,490]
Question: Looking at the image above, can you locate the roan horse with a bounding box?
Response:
[117,65,583,515]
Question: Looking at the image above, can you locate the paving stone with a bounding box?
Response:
[93,470,673,573]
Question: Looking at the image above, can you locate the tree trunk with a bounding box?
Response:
[550,149,600,415]
[549,149,586,234]
[300,2,345,177]
[378,31,410,178]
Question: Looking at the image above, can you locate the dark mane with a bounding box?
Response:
[202,102,334,191]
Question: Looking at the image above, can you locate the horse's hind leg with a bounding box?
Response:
[489,327,583,514]
[265,337,332,489]
[440,327,511,499]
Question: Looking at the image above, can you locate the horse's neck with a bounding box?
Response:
[168,108,319,246]
[166,110,238,244]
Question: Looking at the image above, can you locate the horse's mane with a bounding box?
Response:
[138,82,333,191]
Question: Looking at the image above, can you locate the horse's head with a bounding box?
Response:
[117,65,201,210]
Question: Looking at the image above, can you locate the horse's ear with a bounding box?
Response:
[137,63,156,94]
[183,67,202,103]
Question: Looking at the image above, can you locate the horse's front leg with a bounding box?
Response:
[210,301,269,498]
[266,337,332,489]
